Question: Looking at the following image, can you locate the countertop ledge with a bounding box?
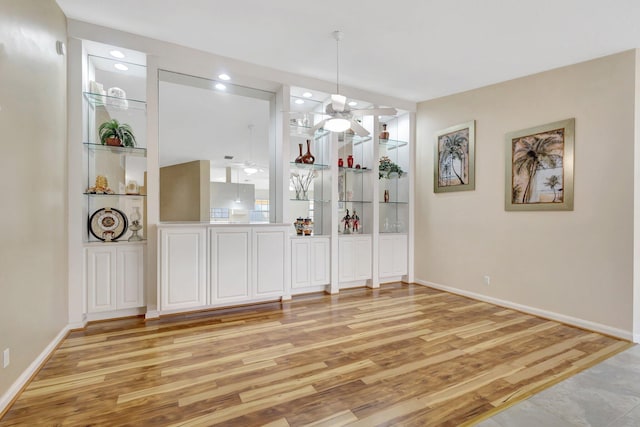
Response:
[158,222,290,227]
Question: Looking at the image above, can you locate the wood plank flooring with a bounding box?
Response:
[0,283,630,426]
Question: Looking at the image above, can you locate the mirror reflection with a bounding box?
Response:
[158,71,275,223]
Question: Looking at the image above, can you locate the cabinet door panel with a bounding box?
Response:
[354,237,372,280]
[117,245,144,309]
[213,229,251,301]
[291,239,310,289]
[310,238,330,286]
[86,247,116,313]
[392,234,408,276]
[254,229,285,296]
[338,238,356,282]
[378,235,395,278]
[160,228,207,310]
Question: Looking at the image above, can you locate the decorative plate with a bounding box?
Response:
[89,207,128,242]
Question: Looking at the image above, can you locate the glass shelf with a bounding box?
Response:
[290,198,330,203]
[380,201,409,205]
[338,200,373,204]
[339,167,373,174]
[379,138,409,149]
[83,92,147,111]
[85,193,147,197]
[289,125,329,139]
[83,142,147,154]
[290,162,330,171]
[341,134,372,147]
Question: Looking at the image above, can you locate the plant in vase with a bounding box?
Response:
[379,156,404,179]
[290,170,317,200]
[98,119,137,147]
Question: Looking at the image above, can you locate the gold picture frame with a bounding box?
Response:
[434,120,476,193]
[505,118,574,211]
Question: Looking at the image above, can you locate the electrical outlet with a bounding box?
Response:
[483,275,491,286]
[3,348,9,368]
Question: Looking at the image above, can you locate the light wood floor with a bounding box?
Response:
[0,283,630,426]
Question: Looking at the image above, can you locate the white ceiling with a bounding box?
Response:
[57,0,640,102]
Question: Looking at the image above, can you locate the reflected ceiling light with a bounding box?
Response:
[244,167,258,175]
[109,50,125,59]
[348,101,358,107]
[294,99,304,105]
[302,92,313,98]
[114,63,128,71]
[215,83,226,90]
[218,73,231,81]
[324,118,351,132]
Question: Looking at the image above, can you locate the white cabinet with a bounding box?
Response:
[254,228,288,297]
[210,228,251,303]
[291,237,330,289]
[379,233,408,278]
[338,235,372,283]
[86,244,144,313]
[160,227,207,311]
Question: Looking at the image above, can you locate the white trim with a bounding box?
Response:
[145,310,160,320]
[634,333,640,344]
[416,279,633,341]
[0,325,71,414]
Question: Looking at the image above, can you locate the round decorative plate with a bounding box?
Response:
[89,207,128,241]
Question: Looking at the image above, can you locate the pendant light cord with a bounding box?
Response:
[333,30,343,95]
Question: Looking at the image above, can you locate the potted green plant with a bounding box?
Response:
[379,156,404,179]
[98,119,137,147]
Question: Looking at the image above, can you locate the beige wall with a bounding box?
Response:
[0,0,68,398]
[160,160,210,221]
[416,51,636,334]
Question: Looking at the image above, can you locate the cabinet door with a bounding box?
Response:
[310,238,330,286]
[291,239,310,289]
[116,245,144,309]
[338,238,356,282]
[160,228,207,311]
[254,228,286,296]
[212,228,251,302]
[86,247,117,313]
[378,235,395,278]
[392,234,408,276]
[354,236,372,280]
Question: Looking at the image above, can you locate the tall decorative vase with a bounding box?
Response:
[294,143,304,163]
[347,155,354,168]
[380,123,389,140]
[301,139,315,164]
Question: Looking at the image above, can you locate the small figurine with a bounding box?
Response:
[352,210,360,233]
[341,209,352,234]
[86,175,114,194]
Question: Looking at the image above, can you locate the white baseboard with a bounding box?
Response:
[633,333,640,344]
[416,279,633,341]
[0,325,71,415]
[145,310,160,320]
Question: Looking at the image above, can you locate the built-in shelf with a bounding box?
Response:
[339,167,373,173]
[84,193,147,197]
[338,200,373,204]
[341,134,372,147]
[83,142,147,154]
[380,201,409,205]
[83,91,147,111]
[289,162,330,170]
[379,138,408,149]
[290,198,330,203]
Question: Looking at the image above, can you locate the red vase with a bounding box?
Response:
[301,139,315,164]
[347,155,354,168]
[338,158,344,167]
[294,143,304,163]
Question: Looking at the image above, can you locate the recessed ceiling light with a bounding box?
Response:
[215,83,226,90]
[295,99,304,105]
[109,50,125,59]
[218,73,231,81]
[244,167,258,175]
[302,92,313,98]
[348,101,358,107]
[114,63,128,71]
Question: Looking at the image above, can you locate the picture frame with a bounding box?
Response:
[434,120,475,193]
[505,118,574,211]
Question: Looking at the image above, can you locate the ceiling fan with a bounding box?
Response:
[307,31,398,137]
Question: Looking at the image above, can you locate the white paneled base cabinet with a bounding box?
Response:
[159,225,290,314]
[379,233,408,280]
[338,235,372,286]
[291,237,330,291]
[86,244,144,314]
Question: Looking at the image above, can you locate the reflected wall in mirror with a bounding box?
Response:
[158,70,275,223]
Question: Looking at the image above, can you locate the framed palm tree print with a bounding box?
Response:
[434,120,475,193]
[505,118,574,211]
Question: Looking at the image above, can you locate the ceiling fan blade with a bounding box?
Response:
[309,119,327,135]
[331,94,347,112]
[350,120,370,137]
[351,107,398,116]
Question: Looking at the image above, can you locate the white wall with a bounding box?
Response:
[0,0,68,403]
[416,51,636,338]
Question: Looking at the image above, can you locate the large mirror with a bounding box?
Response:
[158,71,275,223]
